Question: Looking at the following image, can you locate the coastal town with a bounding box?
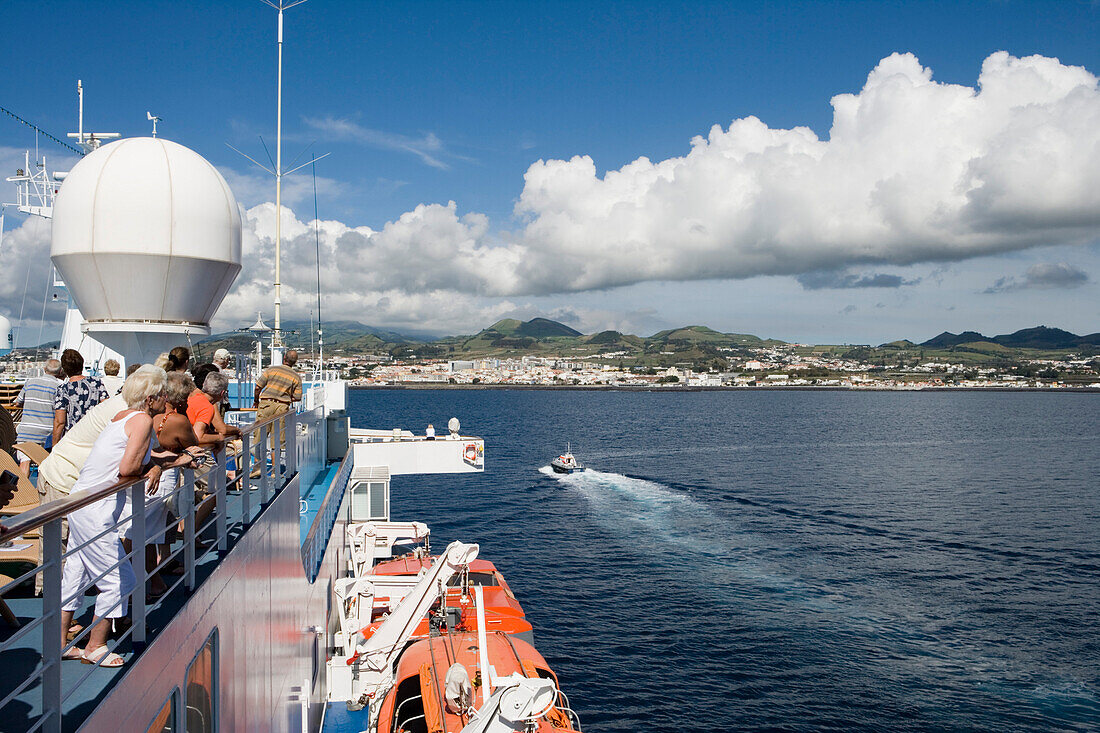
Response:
[3,320,1097,390]
[320,342,1100,390]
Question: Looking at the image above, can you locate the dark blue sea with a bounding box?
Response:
[347,389,1100,732]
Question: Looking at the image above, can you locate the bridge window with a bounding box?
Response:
[186,631,218,732]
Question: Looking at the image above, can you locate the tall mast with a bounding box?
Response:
[274,6,283,346]
[263,0,307,349]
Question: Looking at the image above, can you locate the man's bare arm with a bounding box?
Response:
[211,409,241,437]
[192,421,226,447]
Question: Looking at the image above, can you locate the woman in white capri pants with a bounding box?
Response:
[60,365,169,667]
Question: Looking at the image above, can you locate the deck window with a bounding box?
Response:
[186,631,218,732]
[146,688,179,732]
[350,479,390,521]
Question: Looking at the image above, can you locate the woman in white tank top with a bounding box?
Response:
[60,366,170,667]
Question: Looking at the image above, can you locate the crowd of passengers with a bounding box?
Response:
[10,346,303,667]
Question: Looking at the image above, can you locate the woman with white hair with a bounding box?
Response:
[58,365,183,667]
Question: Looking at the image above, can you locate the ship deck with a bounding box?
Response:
[0,459,343,733]
[321,701,371,732]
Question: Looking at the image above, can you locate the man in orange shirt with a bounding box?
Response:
[187,369,240,446]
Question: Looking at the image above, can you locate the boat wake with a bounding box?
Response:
[538,466,1099,721]
[540,466,781,578]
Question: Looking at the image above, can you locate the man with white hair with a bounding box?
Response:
[14,358,65,477]
[212,348,232,371]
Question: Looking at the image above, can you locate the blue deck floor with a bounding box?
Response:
[299,463,342,545]
[321,701,372,732]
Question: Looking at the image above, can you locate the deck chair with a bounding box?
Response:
[0,537,41,628]
[12,441,49,468]
[0,450,41,524]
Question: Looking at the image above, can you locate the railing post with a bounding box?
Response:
[131,481,147,646]
[320,410,328,475]
[274,416,284,487]
[286,410,298,477]
[181,469,196,591]
[41,518,63,733]
[259,424,270,504]
[215,449,228,553]
[241,432,252,522]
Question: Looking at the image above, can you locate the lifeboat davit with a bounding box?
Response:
[359,557,534,645]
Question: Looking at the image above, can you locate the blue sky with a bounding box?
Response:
[2,0,1099,344]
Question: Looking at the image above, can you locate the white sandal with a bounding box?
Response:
[81,646,125,667]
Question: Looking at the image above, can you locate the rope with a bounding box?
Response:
[15,251,32,350]
[34,223,51,362]
[185,330,198,364]
[0,105,84,156]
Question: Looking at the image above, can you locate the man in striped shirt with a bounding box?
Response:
[253,349,303,457]
[14,358,64,477]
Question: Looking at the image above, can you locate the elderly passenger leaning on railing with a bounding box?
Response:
[59,366,198,667]
[185,368,241,527]
[119,371,205,597]
[35,390,129,598]
[153,372,204,575]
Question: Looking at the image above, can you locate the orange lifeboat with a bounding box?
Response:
[375,631,582,733]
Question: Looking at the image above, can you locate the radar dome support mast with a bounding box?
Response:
[66,79,120,154]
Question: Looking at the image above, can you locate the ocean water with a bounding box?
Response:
[347,389,1100,732]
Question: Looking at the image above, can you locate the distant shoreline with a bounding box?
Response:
[349,384,1100,393]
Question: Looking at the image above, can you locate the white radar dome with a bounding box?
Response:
[51,137,242,326]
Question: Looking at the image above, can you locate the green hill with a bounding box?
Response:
[649,325,767,347]
[920,330,985,348]
[993,326,1081,350]
[485,318,524,335]
[516,318,582,338]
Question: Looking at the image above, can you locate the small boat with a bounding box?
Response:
[550,446,584,474]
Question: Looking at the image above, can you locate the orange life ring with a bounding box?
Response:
[464,444,478,462]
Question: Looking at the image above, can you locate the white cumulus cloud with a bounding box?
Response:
[216,52,1100,331]
[508,51,1100,294]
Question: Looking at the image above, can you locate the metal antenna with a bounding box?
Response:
[260,0,309,348]
[67,80,119,152]
[220,0,328,356]
[312,157,323,375]
[147,111,162,138]
[259,135,276,171]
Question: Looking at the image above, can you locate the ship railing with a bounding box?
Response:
[0,407,300,733]
[300,423,353,583]
[302,369,341,383]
